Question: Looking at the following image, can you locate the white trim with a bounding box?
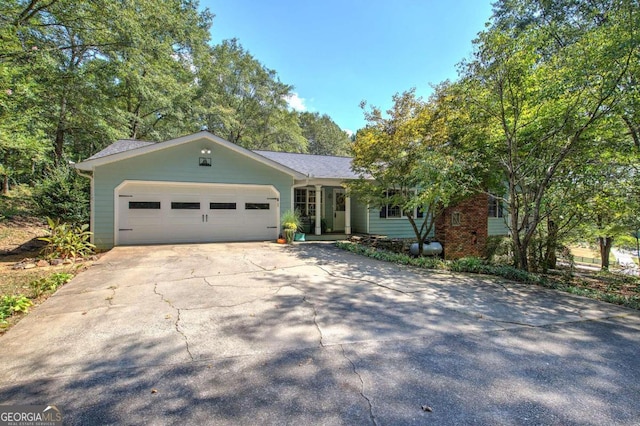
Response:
[314,185,322,235]
[114,180,280,246]
[76,131,307,179]
[345,194,351,235]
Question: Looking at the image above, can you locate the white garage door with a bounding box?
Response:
[116,182,279,245]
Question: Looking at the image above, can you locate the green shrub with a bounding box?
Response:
[32,165,89,224]
[39,217,95,259]
[30,272,74,297]
[336,241,447,270]
[0,295,33,325]
[450,257,489,273]
[484,236,511,263]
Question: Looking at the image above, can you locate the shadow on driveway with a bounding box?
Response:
[0,242,638,425]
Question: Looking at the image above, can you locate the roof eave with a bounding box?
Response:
[74,131,307,179]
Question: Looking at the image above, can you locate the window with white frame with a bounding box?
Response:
[294,188,323,217]
[488,194,504,218]
[380,189,424,219]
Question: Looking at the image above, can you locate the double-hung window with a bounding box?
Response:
[488,195,504,218]
[380,189,424,219]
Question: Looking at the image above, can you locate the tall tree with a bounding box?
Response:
[299,112,352,156]
[461,0,639,270]
[350,88,482,255]
[196,39,306,152]
[0,0,50,191]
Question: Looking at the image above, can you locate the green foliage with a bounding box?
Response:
[281,209,301,243]
[459,0,640,271]
[336,241,640,309]
[299,112,352,156]
[350,87,483,252]
[0,295,32,325]
[32,166,89,224]
[336,241,447,269]
[484,236,510,263]
[197,39,306,152]
[450,257,490,274]
[39,217,95,259]
[281,209,302,230]
[30,273,73,298]
[0,185,35,220]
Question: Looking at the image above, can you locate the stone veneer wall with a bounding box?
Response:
[434,193,489,260]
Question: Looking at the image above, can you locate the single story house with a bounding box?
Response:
[75,131,508,257]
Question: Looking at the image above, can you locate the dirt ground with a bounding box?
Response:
[0,217,96,333]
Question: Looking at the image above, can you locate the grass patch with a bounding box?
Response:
[336,241,640,310]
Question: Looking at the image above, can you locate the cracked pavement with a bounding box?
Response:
[0,242,639,425]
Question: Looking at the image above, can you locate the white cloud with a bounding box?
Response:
[344,129,354,137]
[285,92,307,112]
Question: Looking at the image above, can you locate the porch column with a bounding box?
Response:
[314,185,322,235]
[345,194,351,235]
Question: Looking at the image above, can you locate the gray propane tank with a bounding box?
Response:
[410,241,443,256]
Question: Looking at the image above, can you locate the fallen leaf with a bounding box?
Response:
[151,389,158,394]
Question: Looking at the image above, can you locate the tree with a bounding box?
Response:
[0,3,49,192]
[460,0,639,270]
[1,0,213,166]
[350,88,482,255]
[196,39,306,152]
[299,112,352,156]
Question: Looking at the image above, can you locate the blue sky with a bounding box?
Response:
[201,1,495,134]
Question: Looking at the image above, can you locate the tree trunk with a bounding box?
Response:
[54,95,68,165]
[598,236,613,271]
[543,218,558,272]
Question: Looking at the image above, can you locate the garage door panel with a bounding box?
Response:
[117,182,278,245]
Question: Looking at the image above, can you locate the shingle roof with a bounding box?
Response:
[81,137,360,180]
[253,150,358,179]
[86,140,156,160]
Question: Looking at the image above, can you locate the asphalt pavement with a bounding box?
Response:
[0,242,638,425]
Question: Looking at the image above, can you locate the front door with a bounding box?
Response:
[333,188,345,232]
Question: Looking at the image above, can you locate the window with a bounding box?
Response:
[488,195,504,218]
[210,202,236,210]
[294,188,308,215]
[129,201,160,209]
[171,202,200,210]
[245,202,270,210]
[380,190,424,219]
[294,188,323,217]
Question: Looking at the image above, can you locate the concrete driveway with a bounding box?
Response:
[1,242,639,425]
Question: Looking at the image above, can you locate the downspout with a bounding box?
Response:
[74,166,95,244]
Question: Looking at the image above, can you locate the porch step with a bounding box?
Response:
[304,233,348,241]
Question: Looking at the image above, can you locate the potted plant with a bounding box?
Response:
[281,209,301,244]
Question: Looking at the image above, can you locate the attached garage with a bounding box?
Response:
[116,181,280,245]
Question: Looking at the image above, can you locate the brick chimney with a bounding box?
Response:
[434,193,488,260]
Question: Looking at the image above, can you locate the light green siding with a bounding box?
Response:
[91,137,293,248]
[488,217,509,236]
[351,197,368,234]
[368,207,434,239]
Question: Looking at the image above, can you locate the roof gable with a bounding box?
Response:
[75,131,306,178]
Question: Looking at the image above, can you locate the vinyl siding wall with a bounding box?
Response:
[350,197,369,234]
[368,207,435,239]
[91,138,293,248]
[488,217,510,236]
